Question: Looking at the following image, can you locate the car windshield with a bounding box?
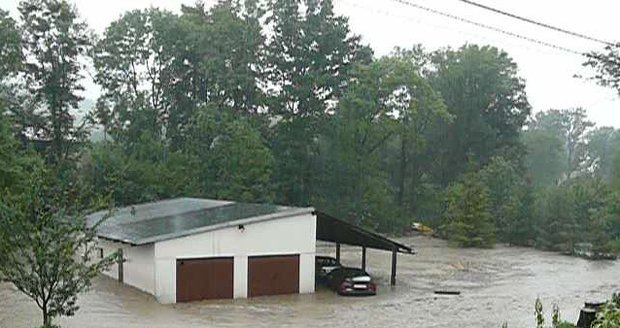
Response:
[340,268,368,278]
[317,257,338,266]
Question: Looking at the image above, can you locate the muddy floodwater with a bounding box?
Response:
[2,236,619,328]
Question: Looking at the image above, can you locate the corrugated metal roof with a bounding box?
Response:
[87,198,314,245]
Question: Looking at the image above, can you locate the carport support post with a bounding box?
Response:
[336,243,341,263]
[361,246,367,271]
[390,247,397,286]
[117,248,124,283]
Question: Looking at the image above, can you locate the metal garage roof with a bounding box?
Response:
[87,198,313,245]
[316,211,414,254]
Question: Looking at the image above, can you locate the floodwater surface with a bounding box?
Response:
[1,236,618,328]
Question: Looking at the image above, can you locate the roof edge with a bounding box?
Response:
[128,207,316,245]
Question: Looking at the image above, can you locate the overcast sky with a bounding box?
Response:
[4,0,619,127]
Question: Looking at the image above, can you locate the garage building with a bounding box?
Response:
[87,198,316,304]
[88,198,413,304]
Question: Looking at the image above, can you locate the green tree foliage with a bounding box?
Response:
[0,181,117,328]
[92,8,179,144]
[266,0,372,206]
[265,0,371,119]
[19,0,91,163]
[593,294,620,328]
[80,106,274,206]
[479,156,534,245]
[187,106,274,202]
[0,9,22,78]
[585,44,620,95]
[528,108,594,179]
[4,0,620,258]
[315,56,447,231]
[79,137,202,206]
[586,127,620,181]
[382,54,450,218]
[0,114,42,196]
[522,127,567,187]
[535,176,616,253]
[443,171,496,248]
[428,45,530,185]
[180,1,265,115]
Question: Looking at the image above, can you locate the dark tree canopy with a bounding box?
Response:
[585,44,620,96]
[429,45,531,184]
[19,0,91,163]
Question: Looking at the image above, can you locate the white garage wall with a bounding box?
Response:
[154,213,316,304]
[98,239,155,295]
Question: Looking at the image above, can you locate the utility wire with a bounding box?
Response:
[457,0,615,47]
[388,0,585,56]
[340,0,573,57]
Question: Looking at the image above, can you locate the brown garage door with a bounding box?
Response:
[176,257,233,302]
[248,254,299,297]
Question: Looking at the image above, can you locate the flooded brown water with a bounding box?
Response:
[2,236,619,328]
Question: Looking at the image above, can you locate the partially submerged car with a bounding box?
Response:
[315,256,342,284]
[325,267,376,296]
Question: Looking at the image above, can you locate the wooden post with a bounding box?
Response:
[336,243,341,263]
[390,247,397,286]
[117,248,124,283]
[361,246,367,271]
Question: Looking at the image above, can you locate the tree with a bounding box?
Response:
[187,106,275,202]
[183,1,265,115]
[585,44,620,96]
[0,181,117,328]
[79,136,203,206]
[161,1,267,147]
[265,0,372,206]
[19,0,91,163]
[315,60,401,230]
[92,8,179,145]
[479,156,534,245]
[586,127,620,181]
[379,52,450,218]
[529,108,594,180]
[265,0,371,119]
[0,113,43,196]
[0,8,42,142]
[443,171,496,248]
[522,128,567,186]
[534,176,613,253]
[428,45,530,185]
[0,9,22,79]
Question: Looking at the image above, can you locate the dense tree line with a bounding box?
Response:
[1,0,619,253]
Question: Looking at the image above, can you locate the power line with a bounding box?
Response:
[457,0,615,46]
[340,0,575,57]
[388,0,586,56]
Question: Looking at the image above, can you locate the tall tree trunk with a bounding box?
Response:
[397,135,407,212]
[42,303,49,327]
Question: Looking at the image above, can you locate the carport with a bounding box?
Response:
[315,212,414,286]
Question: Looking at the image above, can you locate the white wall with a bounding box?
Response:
[98,239,155,295]
[154,213,316,303]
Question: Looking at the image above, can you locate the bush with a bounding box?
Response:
[593,294,620,328]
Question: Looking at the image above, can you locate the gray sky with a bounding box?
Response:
[4,0,620,127]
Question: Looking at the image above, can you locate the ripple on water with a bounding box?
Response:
[1,236,619,328]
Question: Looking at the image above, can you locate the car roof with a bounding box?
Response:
[331,267,368,275]
[316,256,337,260]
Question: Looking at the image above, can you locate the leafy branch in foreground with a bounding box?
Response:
[593,294,620,328]
[0,181,117,328]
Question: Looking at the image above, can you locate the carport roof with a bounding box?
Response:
[316,211,414,254]
[87,198,313,245]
